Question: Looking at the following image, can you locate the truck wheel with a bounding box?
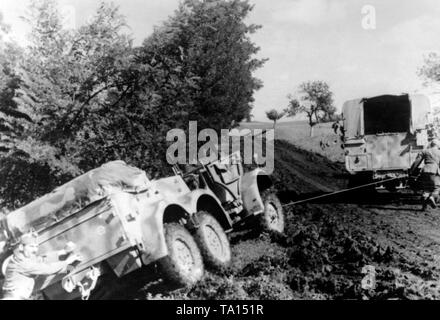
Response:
[159,223,204,287]
[193,212,232,271]
[260,190,285,233]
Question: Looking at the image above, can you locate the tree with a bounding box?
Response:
[419,52,440,84]
[0,0,266,208]
[135,0,266,133]
[284,80,335,137]
[0,0,134,208]
[245,114,254,122]
[104,0,267,178]
[0,33,48,209]
[265,109,284,129]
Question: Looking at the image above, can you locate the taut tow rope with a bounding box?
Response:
[281,177,403,208]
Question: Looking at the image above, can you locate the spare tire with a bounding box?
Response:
[158,223,204,287]
[193,212,231,271]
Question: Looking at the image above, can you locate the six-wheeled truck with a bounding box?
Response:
[173,151,285,234]
[342,94,439,191]
[0,161,234,300]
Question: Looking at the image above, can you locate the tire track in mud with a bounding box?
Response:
[322,193,440,299]
[272,140,346,195]
[246,140,440,299]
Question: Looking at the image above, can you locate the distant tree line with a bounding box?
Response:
[0,0,266,208]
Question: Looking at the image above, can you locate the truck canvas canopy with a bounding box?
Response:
[6,161,151,236]
[342,98,363,139]
[343,94,432,139]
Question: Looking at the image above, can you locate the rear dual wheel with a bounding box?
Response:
[159,212,232,287]
[159,223,204,287]
[193,211,232,271]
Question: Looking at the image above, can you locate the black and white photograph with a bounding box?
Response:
[0,0,440,306]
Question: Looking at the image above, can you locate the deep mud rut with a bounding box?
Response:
[101,140,440,300]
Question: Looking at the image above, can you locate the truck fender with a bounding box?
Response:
[241,169,273,215]
[173,189,233,231]
[195,193,233,231]
[137,199,176,266]
[138,189,232,265]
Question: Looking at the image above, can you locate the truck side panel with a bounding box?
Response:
[34,198,131,291]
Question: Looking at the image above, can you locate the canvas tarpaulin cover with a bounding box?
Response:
[410,94,432,132]
[342,94,432,138]
[342,98,363,139]
[6,161,151,236]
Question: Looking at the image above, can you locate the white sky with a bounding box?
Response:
[1,0,440,121]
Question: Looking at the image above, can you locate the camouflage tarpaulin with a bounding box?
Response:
[410,94,432,132]
[343,94,433,138]
[342,98,363,139]
[6,161,151,236]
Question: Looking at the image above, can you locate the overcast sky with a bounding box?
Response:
[1,0,440,121]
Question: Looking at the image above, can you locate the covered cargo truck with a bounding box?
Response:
[342,94,439,189]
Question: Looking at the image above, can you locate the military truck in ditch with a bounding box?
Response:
[342,94,439,190]
[0,154,283,300]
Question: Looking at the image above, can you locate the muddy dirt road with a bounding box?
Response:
[104,140,440,300]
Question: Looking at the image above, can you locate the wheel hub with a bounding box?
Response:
[204,225,225,259]
[173,238,194,272]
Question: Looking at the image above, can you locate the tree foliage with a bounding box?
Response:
[419,52,440,84]
[0,1,135,208]
[0,0,266,208]
[265,109,284,129]
[284,80,335,137]
[81,0,266,179]
[134,0,265,130]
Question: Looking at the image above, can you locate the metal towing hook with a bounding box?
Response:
[62,266,101,300]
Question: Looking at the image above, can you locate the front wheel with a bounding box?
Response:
[259,190,285,233]
[193,212,232,271]
[158,223,204,287]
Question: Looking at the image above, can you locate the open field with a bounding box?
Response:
[240,121,345,163]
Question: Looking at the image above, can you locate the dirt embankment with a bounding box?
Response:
[133,139,440,300]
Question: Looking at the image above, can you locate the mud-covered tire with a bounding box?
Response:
[259,190,285,233]
[193,212,232,271]
[158,223,204,287]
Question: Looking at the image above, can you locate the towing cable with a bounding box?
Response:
[281,176,403,208]
[229,131,408,207]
